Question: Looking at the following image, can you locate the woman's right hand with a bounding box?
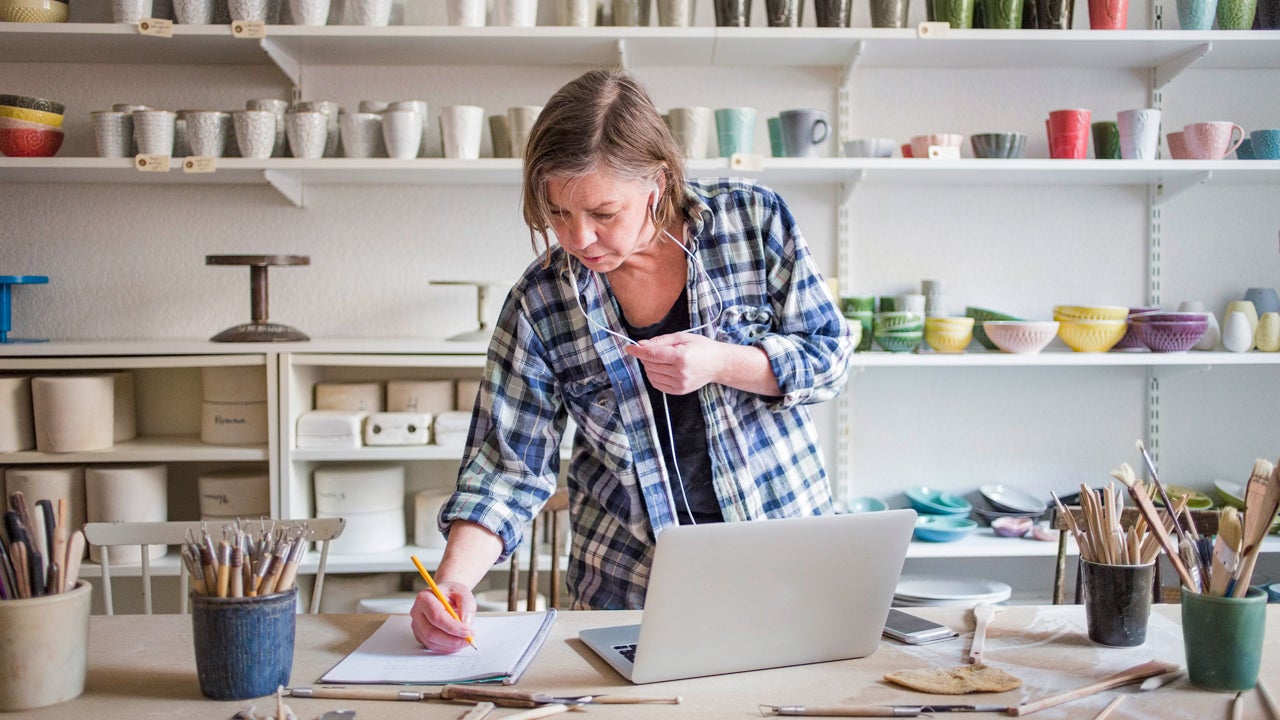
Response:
[409,579,478,653]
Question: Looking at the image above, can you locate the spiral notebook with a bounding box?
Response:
[320,610,557,685]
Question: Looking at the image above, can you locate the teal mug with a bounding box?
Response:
[715,107,757,157]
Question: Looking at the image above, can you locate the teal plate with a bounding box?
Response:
[914,515,978,542]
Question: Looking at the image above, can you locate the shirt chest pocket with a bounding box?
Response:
[562,376,620,441]
[716,303,774,345]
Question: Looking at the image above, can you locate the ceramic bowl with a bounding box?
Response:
[980,484,1048,515]
[923,316,974,353]
[904,486,973,516]
[1058,318,1127,352]
[913,515,978,542]
[0,115,60,132]
[1266,583,1280,603]
[1053,304,1130,322]
[1130,317,1208,353]
[909,133,965,158]
[1152,485,1214,510]
[1214,480,1246,510]
[964,306,1023,350]
[991,516,1033,537]
[0,126,64,157]
[842,496,889,513]
[0,0,69,21]
[1113,306,1160,351]
[982,320,1059,354]
[874,331,923,353]
[874,311,924,333]
[0,103,63,128]
[0,94,65,116]
[970,131,1027,159]
[843,138,896,158]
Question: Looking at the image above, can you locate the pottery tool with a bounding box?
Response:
[1232,692,1245,720]
[500,704,573,720]
[459,702,496,720]
[1258,679,1280,720]
[288,685,680,708]
[412,554,477,651]
[1138,669,1183,691]
[1231,459,1280,596]
[967,602,996,665]
[1008,660,1178,716]
[63,529,84,592]
[1092,696,1125,720]
[1110,464,1197,591]
[760,705,1008,716]
[1135,441,1202,591]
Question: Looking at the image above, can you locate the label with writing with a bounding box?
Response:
[917,21,951,38]
[135,154,171,172]
[137,18,173,37]
[730,153,766,172]
[231,20,267,39]
[184,156,218,173]
[927,145,962,160]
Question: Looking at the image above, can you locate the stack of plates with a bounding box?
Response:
[893,575,1012,607]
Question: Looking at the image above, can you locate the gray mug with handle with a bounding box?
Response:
[778,109,830,158]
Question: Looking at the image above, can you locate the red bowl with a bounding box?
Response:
[0,126,64,157]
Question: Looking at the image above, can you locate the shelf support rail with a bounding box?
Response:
[1156,170,1213,206]
[837,41,866,148]
[616,39,629,72]
[260,37,303,87]
[264,169,305,208]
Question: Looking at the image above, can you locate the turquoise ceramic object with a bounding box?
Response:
[904,486,973,516]
[913,515,978,542]
[843,496,889,513]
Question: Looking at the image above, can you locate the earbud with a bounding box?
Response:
[650,184,660,215]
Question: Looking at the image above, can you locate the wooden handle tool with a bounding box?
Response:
[1092,696,1125,720]
[968,602,996,665]
[63,530,85,592]
[1111,464,1197,590]
[1009,660,1178,716]
[500,704,573,720]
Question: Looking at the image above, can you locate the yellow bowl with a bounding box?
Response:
[0,0,68,22]
[1058,319,1127,352]
[1053,304,1129,322]
[924,317,974,353]
[0,104,63,128]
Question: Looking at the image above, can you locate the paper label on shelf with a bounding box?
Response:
[137,18,173,37]
[917,21,951,38]
[231,21,267,39]
[927,145,961,160]
[134,154,171,172]
[183,156,217,173]
[730,153,766,172]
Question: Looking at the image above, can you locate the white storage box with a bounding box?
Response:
[198,467,270,518]
[296,410,367,449]
[387,379,454,414]
[202,365,268,403]
[315,381,383,412]
[32,375,115,453]
[320,507,405,554]
[314,464,406,554]
[0,376,34,452]
[364,411,431,446]
[433,410,472,448]
[201,400,269,445]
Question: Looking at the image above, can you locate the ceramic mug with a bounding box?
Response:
[767,116,785,157]
[1091,121,1120,159]
[929,0,975,26]
[845,138,896,158]
[1048,108,1091,159]
[489,115,511,158]
[1215,0,1257,29]
[1182,122,1245,160]
[870,0,909,25]
[495,0,538,25]
[1116,108,1160,160]
[1166,131,1190,159]
[1256,312,1280,352]
[1250,129,1280,160]
[982,0,1023,27]
[778,109,830,158]
[340,112,385,158]
[1177,0,1217,28]
[439,105,484,159]
[666,107,713,160]
[713,0,750,25]
[714,107,756,157]
[1088,0,1127,26]
[233,110,276,159]
[446,0,484,24]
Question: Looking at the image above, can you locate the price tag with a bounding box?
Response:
[137,18,173,37]
[183,156,217,173]
[134,154,171,172]
[231,21,267,39]
[927,145,961,160]
[730,153,766,172]
[917,21,951,38]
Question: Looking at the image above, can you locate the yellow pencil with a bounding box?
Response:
[411,555,478,651]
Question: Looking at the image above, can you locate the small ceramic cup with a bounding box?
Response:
[1166,131,1190,159]
[340,112,385,158]
[285,110,328,159]
[173,0,214,22]
[844,138,896,158]
[232,110,276,159]
[113,0,154,22]
[228,0,270,21]
[131,110,176,156]
[91,111,133,158]
[184,110,230,158]
[246,98,289,157]
[387,100,429,158]
[1182,121,1245,160]
[380,109,422,159]
[288,0,330,24]
[439,105,484,159]
[1250,129,1280,160]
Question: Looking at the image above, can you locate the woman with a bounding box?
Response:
[411,68,854,652]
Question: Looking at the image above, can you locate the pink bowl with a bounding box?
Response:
[0,126,64,157]
[982,321,1060,354]
[0,115,61,132]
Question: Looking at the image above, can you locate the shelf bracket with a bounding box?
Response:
[838,41,866,147]
[616,39,629,72]
[1154,42,1212,89]
[1152,364,1215,381]
[260,37,303,86]
[264,169,304,207]
[1156,170,1213,206]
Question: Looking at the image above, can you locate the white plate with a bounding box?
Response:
[980,484,1048,514]
[894,575,1013,602]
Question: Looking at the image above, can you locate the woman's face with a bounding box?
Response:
[545,170,658,274]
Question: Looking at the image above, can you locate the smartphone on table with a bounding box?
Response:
[882,608,960,645]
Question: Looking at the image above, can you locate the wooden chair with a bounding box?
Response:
[1051,506,1220,605]
[508,488,570,611]
[82,517,344,615]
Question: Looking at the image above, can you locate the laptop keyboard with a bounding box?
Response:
[613,643,638,662]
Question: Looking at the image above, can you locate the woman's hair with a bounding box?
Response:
[521,67,687,262]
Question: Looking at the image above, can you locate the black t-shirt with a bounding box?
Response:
[620,288,723,525]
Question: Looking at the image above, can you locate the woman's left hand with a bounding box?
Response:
[624,333,724,395]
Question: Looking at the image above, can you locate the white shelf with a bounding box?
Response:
[1,435,268,463]
[0,337,488,357]
[852,348,1280,368]
[292,445,470,461]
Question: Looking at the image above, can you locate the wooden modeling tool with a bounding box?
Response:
[968,602,996,665]
[1111,464,1197,591]
[1232,460,1280,596]
[1008,660,1178,716]
[1092,696,1125,720]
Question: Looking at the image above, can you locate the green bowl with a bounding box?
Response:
[875,332,922,353]
[965,306,1024,350]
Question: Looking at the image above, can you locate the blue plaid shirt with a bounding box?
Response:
[440,178,855,609]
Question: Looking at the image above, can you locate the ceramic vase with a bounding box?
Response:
[1243,287,1280,316]
[1222,310,1253,353]
[1179,301,1220,351]
[1256,312,1280,352]
[1224,300,1258,336]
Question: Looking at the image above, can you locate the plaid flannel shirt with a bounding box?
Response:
[439,178,855,609]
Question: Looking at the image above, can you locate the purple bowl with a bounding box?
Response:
[1114,306,1160,350]
[1131,317,1209,352]
[1129,311,1209,323]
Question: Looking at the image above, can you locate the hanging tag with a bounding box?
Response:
[917,21,951,38]
[927,145,961,160]
[137,18,173,37]
[135,154,171,172]
[231,20,268,39]
[730,153,765,172]
[183,156,217,173]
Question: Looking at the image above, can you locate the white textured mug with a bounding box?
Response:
[113,0,154,22]
[233,110,277,159]
[288,0,331,24]
[382,109,424,159]
[345,0,393,24]
[506,105,542,160]
[173,0,214,22]
[285,110,329,159]
[439,105,485,159]
[666,107,713,160]
[131,110,176,156]
[494,0,538,25]
[447,0,485,24]
[1116,108,1161,160]
[341,112,386,158]
[184,110,230,158]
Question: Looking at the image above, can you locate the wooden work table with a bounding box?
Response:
[20,605,1280,720]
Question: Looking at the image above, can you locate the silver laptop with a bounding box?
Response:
[578,509,916,684]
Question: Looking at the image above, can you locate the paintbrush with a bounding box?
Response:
[1209,507,1242,596]
[1231,459,1280,596]
[1136,441,1202,590]
[1111,463,1197,590]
